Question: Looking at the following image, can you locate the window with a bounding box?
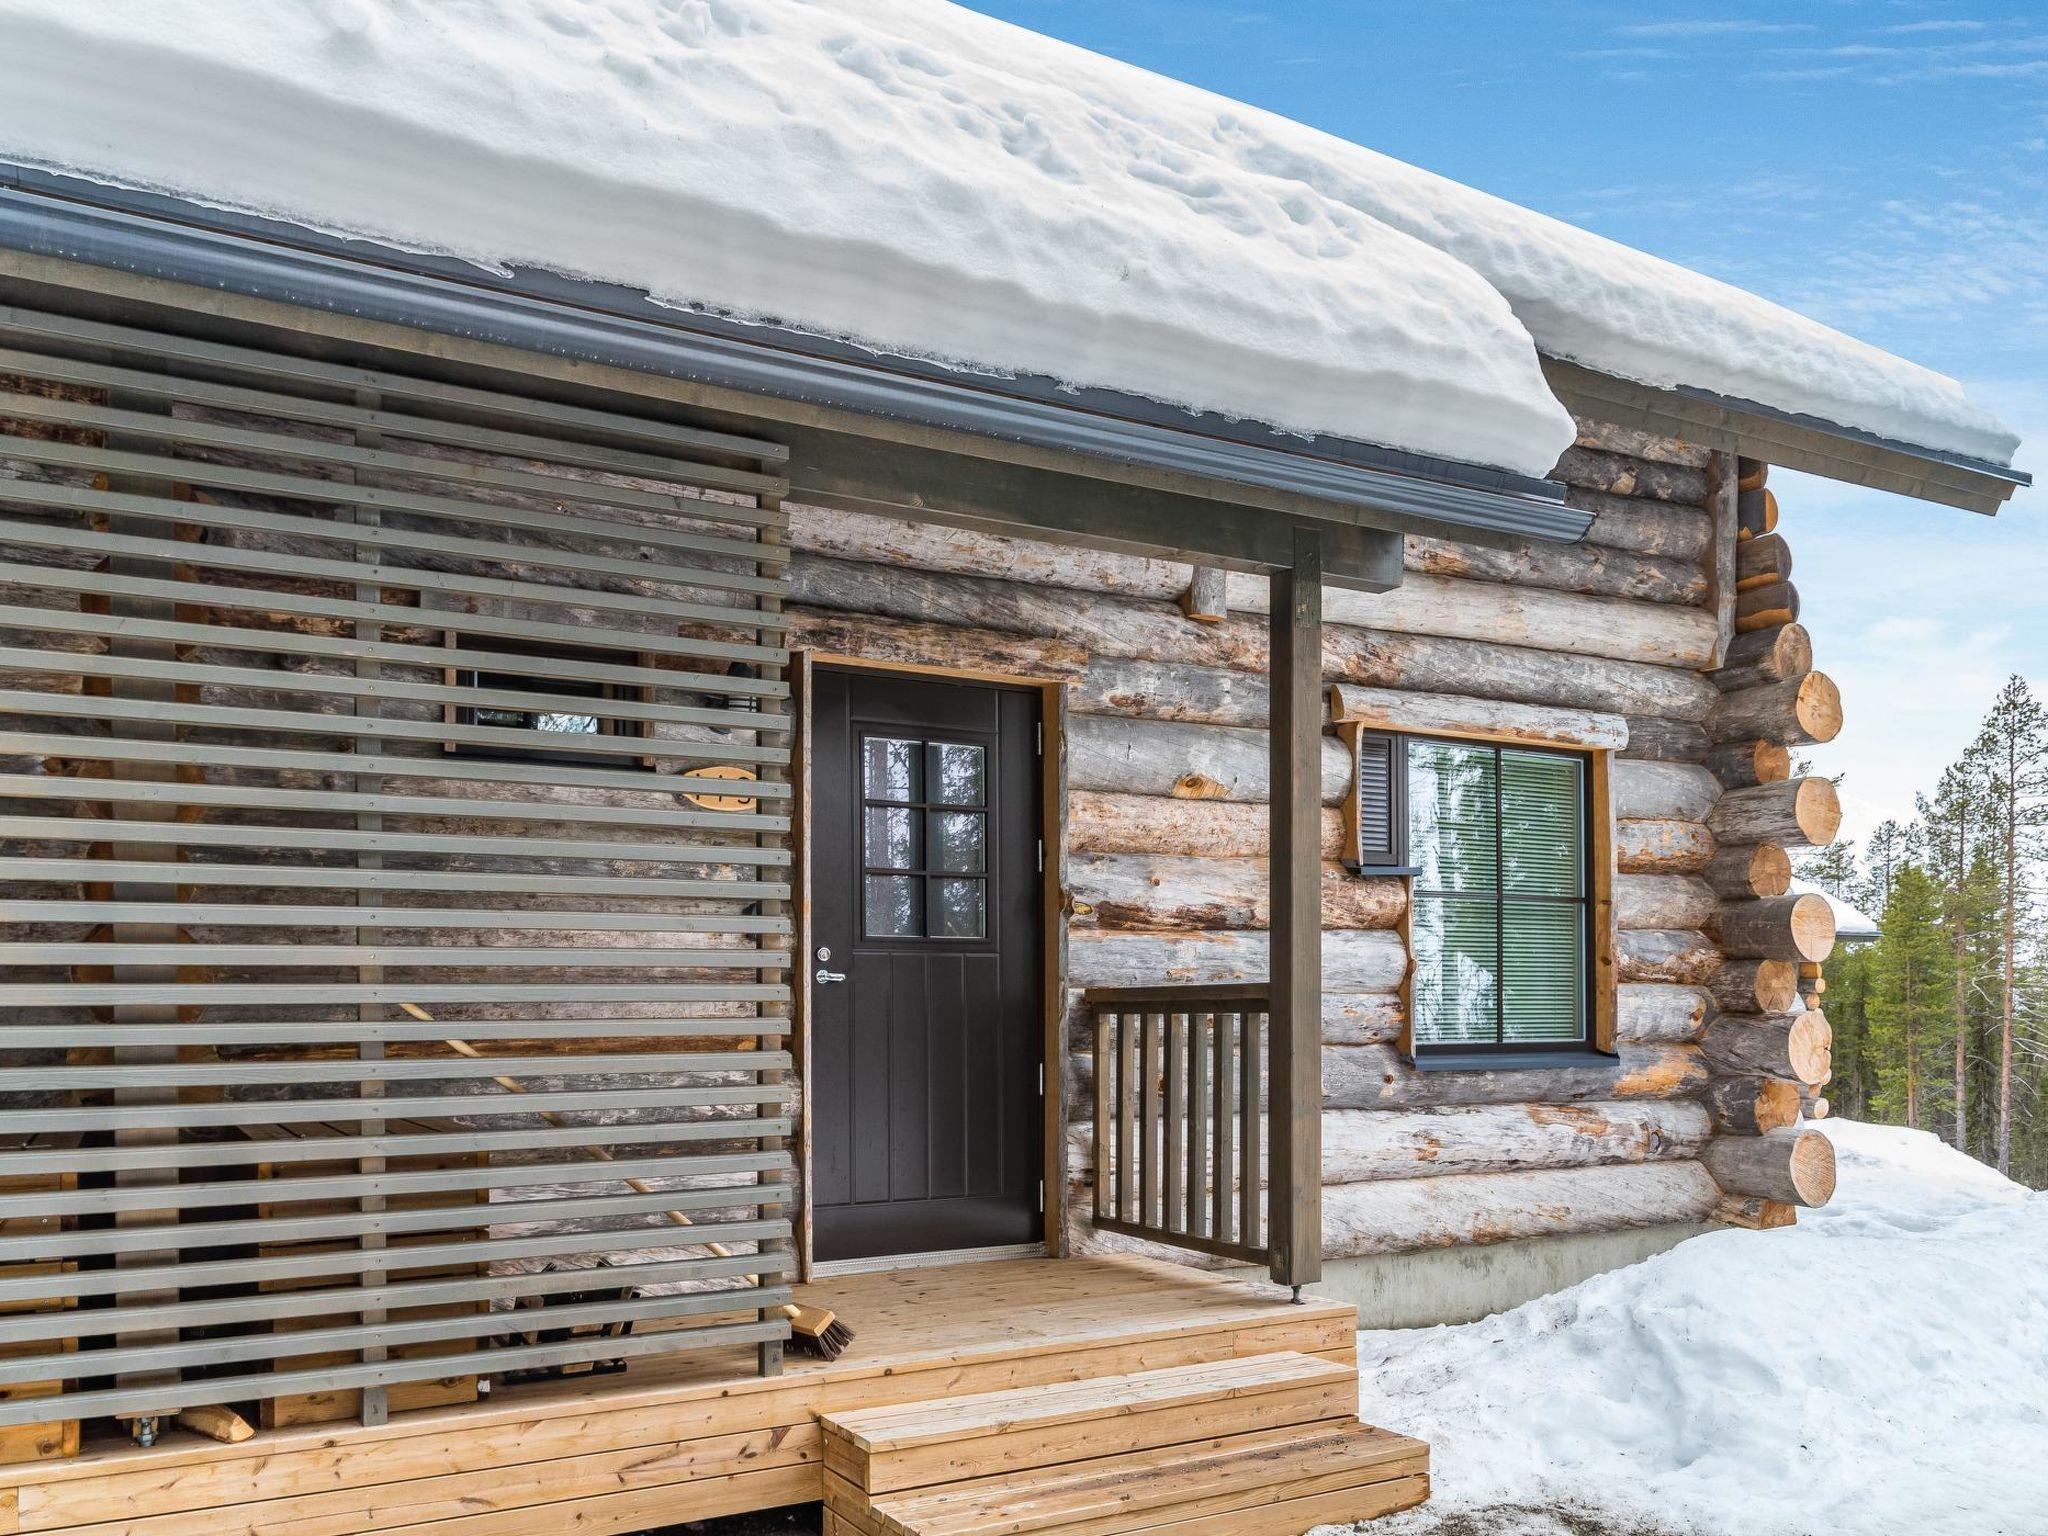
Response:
[860,735,989,940]
[443,635,647,767]
[1348,728,1599,1056]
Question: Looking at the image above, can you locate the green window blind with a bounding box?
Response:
[1409,740,1588,1050]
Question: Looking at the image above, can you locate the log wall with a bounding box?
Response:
[784,413,1835,1262]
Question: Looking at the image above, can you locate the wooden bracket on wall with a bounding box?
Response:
[1178,565,1229,624]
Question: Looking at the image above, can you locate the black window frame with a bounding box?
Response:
[441,633,650,770]
[1350,728,1603,1062]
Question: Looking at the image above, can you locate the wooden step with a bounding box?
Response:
[835,1422,1429,1536]
[821,1351,1356,1494]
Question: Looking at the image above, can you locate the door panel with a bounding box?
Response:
[811,668,1043,1262]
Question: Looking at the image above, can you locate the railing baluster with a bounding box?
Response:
[1139,1012,1162,1228]
[1163,1012,1186,1233]
[1116,1011,1138,1225]
[1092,1004,1112,1222]
[1241,1008,1262,1249]
[1214,1010,1238,1246]
[1187,1012,1210,1237]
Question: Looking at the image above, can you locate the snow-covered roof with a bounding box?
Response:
[1792,878,1881,943]
[0,1,2019,481]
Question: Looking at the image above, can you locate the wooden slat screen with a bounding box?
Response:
[0,308,796,1433]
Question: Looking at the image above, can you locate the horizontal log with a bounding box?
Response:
[1067,928,1407,993]
[1617,983,1713,1045]
[1553,448,1710,506]
[1327,684,1628,748]
[1706,843,1792,901]
[1702,1012,1830,1085]
[786,607,1087,681]
[1573,420,1713,470]
[1619,716,1709,764]
[1323,627,1719,721]
[1738,461,1768,493]
[1736,533,1792,590]
[1706,1076,1803,1135]
[1065,715,1350,805]
[1072,658,1269,728]
[1711,778,1841,848]
[1709,673,1842,748]
[1616,818,1714,875]
[1704,739,1791,788]
[1323,993,1405,1045]
[1712,1194,1795,1230]
[1617,929,1721,986]
[1404,534,1706,607]
[1712,894,1836,962]
[1737,486,1780,539]
[1710,959,1801,1016]
[1612,761,1721,824]
[1323,1161,1720,1258]
[1067,853,1404,932]
[1322,1043,1707,1109]
[1067,792,1345,860]
[792,509,1718,668]
[1563,487,1712,561]
[1734,579,1798,633]
[1321,1101,1711,1184]
[1615,874,1717,932]
[1712,624,1811,692]
[1702,1129,1835,1207]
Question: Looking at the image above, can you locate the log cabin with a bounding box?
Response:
[0,3,2027,1534]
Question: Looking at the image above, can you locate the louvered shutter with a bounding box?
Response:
[1349,728,1405,869]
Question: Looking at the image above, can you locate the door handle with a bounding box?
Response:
[814,968,847,985]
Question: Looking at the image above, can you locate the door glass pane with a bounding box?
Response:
[1501,751,1583,896]
[927,742,985,806]
[864,807,920,871]
[1408,742,1498,893]
[1411,894,1500,1046]
[1503,902,1585,1043]
[930,811,986,873]
[864,875,923,937]
[863,737,921,803]
[932,878,986,939]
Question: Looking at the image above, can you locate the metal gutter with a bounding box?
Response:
[0,169,1590,544]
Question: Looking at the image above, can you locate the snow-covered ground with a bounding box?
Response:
[1346,1121,2048,1536]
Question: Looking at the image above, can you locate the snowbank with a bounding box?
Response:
[1349,1120,2046,1536]
[0,2,2017,478]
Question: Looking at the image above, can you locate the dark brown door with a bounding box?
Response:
[810,668,1044,1263]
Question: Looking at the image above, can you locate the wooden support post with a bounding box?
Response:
[1267,526,1323,1293]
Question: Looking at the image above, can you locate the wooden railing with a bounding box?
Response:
[1085,985,1303,1278]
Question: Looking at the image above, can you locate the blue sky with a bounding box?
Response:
[957,0,2048,848]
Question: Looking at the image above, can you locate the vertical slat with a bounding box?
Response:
[756,504,788,1380]
[1138,1012,1162,1227]
[1214,1012,1238,1246]
[1162,1013,1186,1232]
[1186,1012,1210,1237]
[1267,528,1325,1290]
[1117,1013,1138,1224]
[352,396,390,1428]
[1239,1008,1262,1250]
[1092,1006,1113,1221]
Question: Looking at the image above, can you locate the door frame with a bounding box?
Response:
[791,651,1069,1280]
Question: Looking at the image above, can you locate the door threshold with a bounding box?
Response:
[810,1241,1048,1279]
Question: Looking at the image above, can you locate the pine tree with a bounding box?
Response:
[1866,866,1953,1131]
[1969,677,2047,1174]
[1919,764,1998,1151]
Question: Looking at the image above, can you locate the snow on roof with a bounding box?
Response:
[0,1,2019,479]
[1792,877,1881,942]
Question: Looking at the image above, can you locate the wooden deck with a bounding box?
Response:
[0,1257,1421,1536]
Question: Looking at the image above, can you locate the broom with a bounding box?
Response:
[398,1003,853,1361]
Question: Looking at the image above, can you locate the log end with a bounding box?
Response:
[1796,672,1844,745]
[1788,1009,1832,1086]
[1789,892,1837,962]
[1789,1129,1837,1207]
[1794,777,1843,848]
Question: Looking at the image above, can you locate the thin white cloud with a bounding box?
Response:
[1882,19,1992,34]
[1616,19,1817,38]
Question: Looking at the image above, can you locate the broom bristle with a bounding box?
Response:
[784,1304,854,1361]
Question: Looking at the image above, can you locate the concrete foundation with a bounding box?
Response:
[1286,1220,1712,1329]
